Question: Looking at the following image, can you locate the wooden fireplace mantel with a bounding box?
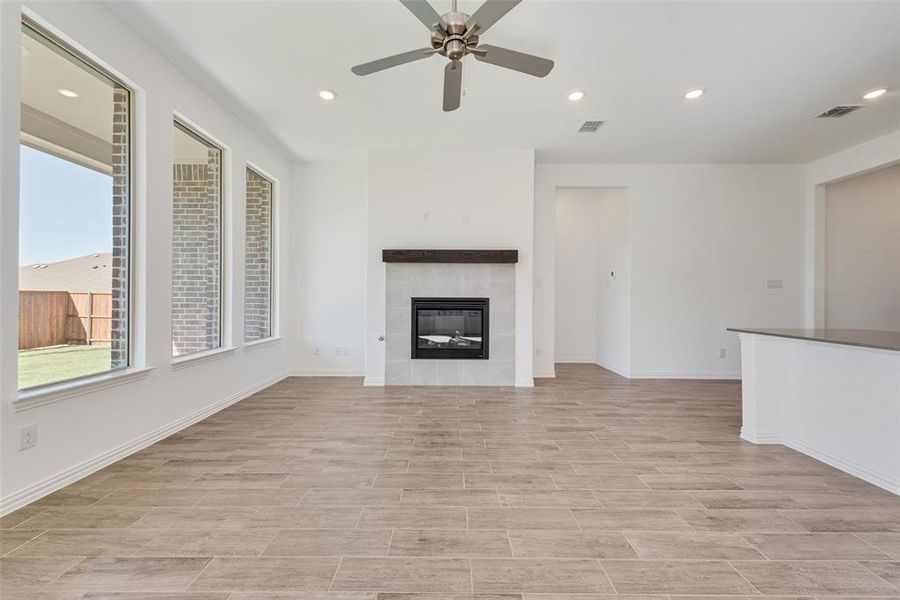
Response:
[382,249,518,264]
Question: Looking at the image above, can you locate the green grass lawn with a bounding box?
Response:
[18,345,112,390]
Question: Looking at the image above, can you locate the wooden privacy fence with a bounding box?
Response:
[18,291,112,350]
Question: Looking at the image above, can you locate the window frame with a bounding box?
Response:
[170,117,226,360]
[17,16,135,392]
[243,163,277,344]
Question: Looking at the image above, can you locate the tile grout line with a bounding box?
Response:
[181,553,216,593]
[1,527,49,556]
[33,554,87,593]
[596,556,619,594]
[386,526,396,556]
[327,555,344,591]
[727,559,765,595]
[856,557,900,592]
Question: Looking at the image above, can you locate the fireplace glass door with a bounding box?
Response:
[411,298,489,359]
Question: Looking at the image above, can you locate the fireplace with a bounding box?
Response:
[411,297,489,360]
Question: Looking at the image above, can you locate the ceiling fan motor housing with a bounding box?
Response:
[431,11,478,61]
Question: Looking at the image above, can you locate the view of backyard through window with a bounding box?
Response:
[18,23,129,390]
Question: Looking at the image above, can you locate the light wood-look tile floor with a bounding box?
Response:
[3,363,900,599]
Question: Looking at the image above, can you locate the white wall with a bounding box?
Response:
[825,164,900,330]
[1,1,294,514]
[366,149,535,386]
[535,164,807,379]
[594,188,631,376]
[293,157,367,375]
[554,189,600,362]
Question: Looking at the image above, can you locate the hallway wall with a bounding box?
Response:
[825,163,900,330]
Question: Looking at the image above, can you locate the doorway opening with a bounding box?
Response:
[554,187,631,377]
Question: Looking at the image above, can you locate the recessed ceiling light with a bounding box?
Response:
[318,89,336,101]
[863,88,887,100]
[568,90,585,102]
[57,88,79,98]
[684,88,704,100]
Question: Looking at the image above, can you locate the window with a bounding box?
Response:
[171,121,223,358]
[244,167,274,341]
[18,20,131,390]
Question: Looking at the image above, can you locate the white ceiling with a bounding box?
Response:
[109,0,900,164]
[21,28,113,143]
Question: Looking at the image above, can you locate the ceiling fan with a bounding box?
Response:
[351,0,554,112]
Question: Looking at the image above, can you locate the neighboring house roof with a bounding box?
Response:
[19,253,113,293]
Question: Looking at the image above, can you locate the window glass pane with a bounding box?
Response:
[244,168,273,341]
[18,22,130,390]
[171,122,222,357]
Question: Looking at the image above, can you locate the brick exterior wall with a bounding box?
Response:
[110,87,129,368]
[171,148,221,356]
[244,168,273,341]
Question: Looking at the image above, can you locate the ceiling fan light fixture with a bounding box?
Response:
[318,89,337,101]
[863,88,887,100]
[568,90,585,102]
[684,88,704,100]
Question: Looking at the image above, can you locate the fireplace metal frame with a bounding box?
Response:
[411,297,489,360]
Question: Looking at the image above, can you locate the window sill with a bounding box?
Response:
[171,346,236,371]
[14,366,155,412]
[243,336,282,351]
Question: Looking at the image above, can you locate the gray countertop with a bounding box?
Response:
[727,328,900,352]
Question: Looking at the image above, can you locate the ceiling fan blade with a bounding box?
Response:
[399,0,448,32]
[351,48,437,76]
[443,61,462,112]
[467,0,521,36]
[473,44,554,77]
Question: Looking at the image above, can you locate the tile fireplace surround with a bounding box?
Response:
[385,261,515,385]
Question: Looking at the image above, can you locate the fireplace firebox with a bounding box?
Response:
[411,297,489,360]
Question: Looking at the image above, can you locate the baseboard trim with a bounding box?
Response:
[0,370,289,517]
[740,427,783,444]
[533,369,556,379]
[363,377,385,387]
[630,371,742,380]
[782,434,900,496]
[291,369,364,377]
[740,428,900,496]
[595,361,631,379]
[515,377,535,388]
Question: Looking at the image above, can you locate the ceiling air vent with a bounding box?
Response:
[578,120,605,133]
[816,105,861,118]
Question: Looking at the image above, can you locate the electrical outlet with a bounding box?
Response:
[20,424,37,451]
[423,212,430,224]
[718,348,727,359]
[766,279,784,289]
[334,345,349,356]
[314,346,320,355]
